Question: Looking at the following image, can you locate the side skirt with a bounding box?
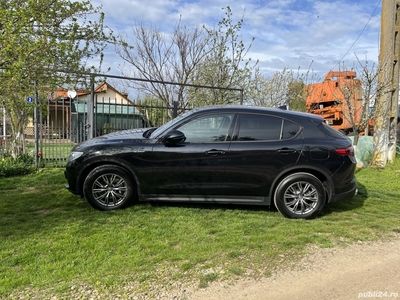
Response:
[139,194,270,206]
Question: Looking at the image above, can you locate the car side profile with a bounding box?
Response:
[64,105,357,219]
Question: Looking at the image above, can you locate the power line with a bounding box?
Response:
[331,0,382,72]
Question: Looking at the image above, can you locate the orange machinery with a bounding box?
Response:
[305,71,369,134]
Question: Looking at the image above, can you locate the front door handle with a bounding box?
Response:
[205,150,226,156]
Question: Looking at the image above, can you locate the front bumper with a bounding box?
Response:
[64,169,80,195]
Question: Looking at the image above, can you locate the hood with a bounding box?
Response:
[72,128,155,151]
[97,128,149,140]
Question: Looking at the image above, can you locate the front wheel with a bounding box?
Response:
[83,165,136,211]
[274,173,326,219]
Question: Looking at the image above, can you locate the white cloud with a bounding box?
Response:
[92,0,381,79]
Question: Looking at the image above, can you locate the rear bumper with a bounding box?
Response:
[328,182,358,203]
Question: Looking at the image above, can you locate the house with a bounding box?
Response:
[71,82,145,140]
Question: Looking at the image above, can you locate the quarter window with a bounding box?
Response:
[282,119,301,139]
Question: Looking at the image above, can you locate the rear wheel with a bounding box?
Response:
[274,173,326,219]
[83,165,136,210]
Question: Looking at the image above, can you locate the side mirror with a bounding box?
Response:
[162,130,186,144]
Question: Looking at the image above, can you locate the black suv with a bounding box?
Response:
[65,105,357,219]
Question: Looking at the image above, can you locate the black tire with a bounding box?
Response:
[274,173,326,219]
[83,165,136,211]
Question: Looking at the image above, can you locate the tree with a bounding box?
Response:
[0,0,109,155]
[135,95,171,127]
[248,68,297,107]
[287,80,306,111]
[188,6,257,106]
[355,59,379,137]
[115,18,210,116]
[115,7,256,111]
[333,71,364,145]
[332,60,387,146]
[247,66,314,110]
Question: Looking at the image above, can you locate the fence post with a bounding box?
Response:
[87,79,95,139]
[34,80,39,168]
[173,101,178,118]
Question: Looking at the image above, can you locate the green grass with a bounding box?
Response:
[1,159,400,298]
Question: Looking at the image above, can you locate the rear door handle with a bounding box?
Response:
[277,148,297,154]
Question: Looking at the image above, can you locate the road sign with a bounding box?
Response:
[26,97,34,103]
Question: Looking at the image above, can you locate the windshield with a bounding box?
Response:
[149,110,193,139]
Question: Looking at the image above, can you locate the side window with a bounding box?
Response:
[281,119,301,139]
[177,114,234,143]
[236,114,282,141]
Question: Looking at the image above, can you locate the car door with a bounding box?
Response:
[148,113,234,198]
[222,113,304,202]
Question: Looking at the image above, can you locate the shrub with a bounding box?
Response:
[16,153,35,165]
[0,154,36,178]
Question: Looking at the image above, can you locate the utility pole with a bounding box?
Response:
[371,0,400,167]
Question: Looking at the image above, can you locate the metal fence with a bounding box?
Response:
[1,73,243,168]
[24,99,183,167]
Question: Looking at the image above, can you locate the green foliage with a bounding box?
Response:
[0,0,109,92]
[136,95,172,127]
[103,123,112,135]
[287,80,307,111]
[0,153,35,178]
[0,0,110,149]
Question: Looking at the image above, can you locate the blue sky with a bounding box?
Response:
[93,0,382,79]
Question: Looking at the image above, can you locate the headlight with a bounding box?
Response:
[68,151,84,162]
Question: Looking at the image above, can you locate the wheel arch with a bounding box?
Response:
[75,157,141,198]
[269,165,334,204]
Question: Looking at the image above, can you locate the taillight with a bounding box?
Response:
[335,146,354,156]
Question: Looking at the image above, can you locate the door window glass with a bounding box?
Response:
[237,114,282,141]
[177,114,234,143]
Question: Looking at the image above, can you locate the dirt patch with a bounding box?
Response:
[187,234,400,300]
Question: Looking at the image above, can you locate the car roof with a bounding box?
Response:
[188,105,324,122]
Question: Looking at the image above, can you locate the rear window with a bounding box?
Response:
[317,123,348,139]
